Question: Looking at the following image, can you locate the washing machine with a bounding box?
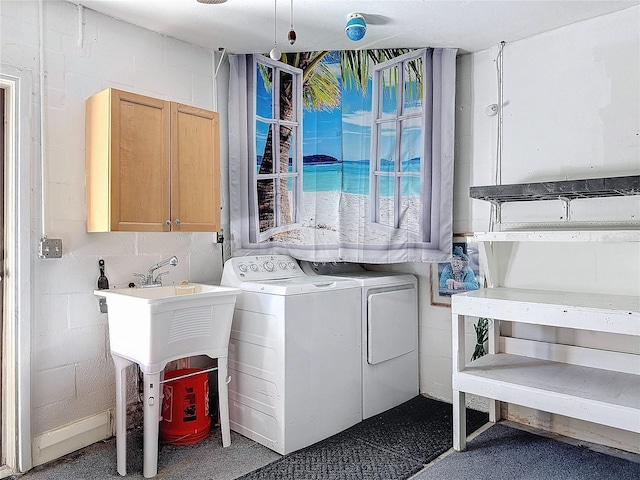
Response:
[220,255,362,455]
[300,261,418,419]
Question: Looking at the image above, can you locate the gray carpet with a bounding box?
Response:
[12,399,638,480]
[413,422,640,480]
[237,396,489,480]
[17,428,280,479]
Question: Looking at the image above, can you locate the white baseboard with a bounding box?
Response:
[0,465,14,479]
[32,410,114,467]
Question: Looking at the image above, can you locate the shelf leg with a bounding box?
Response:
[488,318,501,423]
[489,399,501,423]
[452,309,467,451]
[453,389,466,451]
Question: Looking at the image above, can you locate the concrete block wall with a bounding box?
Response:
[1,0,224,465]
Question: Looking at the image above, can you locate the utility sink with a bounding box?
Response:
[96,283,240,374]
[97,282,241,478]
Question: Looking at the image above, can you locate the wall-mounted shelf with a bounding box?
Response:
[469,175,640,227]
[470,175,639,204]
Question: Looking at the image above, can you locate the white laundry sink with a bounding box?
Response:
[96,283,240,373]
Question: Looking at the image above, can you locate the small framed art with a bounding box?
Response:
[430,234,482,307]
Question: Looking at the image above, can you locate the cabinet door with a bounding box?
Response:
[170,104,220,232]
[111,90,171,231]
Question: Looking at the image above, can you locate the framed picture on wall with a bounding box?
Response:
[430,234,482,307]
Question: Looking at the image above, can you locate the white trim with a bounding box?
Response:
[252,56,303,243]
[1,67,33,474]
[370,49,427,239]
[32,411,113,467]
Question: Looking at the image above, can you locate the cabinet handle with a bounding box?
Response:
[165,220,171,226]
[175,219,181,225]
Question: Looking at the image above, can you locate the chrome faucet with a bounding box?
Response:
[134,256,178,288]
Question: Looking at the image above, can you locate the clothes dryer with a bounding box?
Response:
[300,262,418,419]
[221,255,362,455]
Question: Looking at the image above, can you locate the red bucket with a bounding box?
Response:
[160,368,211,445]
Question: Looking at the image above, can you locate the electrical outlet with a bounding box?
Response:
[216,232,224,243]
[39,238,63,259]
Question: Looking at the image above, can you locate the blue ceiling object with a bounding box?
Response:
[345,13,366,42]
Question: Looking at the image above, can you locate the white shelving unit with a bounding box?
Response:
[451,230,640,451]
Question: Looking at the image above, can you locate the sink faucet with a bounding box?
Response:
[134,256,178,288]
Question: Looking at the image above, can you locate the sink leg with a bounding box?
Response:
[143,372,161,478]
[218,356,231,447]
[113,355,133,476]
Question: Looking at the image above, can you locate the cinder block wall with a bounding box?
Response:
[1,0,224,466]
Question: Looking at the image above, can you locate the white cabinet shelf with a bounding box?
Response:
[453,288,640,336]
[455,353,639,434]
[474,229,640,243]
[451,230,640,451]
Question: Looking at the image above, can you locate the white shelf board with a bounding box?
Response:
[454,353,640,433]
[451,288,640,336]
[474,230,640,243]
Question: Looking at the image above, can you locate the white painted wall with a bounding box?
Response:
[421,5,640,451]
[1,0,638,470]
[1,0,226,467]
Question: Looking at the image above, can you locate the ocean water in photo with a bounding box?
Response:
[302,159,421,196]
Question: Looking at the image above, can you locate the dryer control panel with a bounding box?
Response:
[302,261,365,275]
[221,254,305,285]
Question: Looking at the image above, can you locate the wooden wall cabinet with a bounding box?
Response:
[86,88,221,232]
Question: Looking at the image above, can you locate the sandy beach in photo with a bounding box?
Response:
[271,190,421,246]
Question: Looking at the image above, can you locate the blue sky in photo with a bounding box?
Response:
[255,52,424,194]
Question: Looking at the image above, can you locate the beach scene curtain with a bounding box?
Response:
[228,48,456,263]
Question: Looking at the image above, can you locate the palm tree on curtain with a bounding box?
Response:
[257,49,418,235]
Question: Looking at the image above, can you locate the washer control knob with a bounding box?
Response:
[263,261,275,272]
[250,264,258,271]
[278,261,288,270]
[288,261,296,269]
[238,264,248,272]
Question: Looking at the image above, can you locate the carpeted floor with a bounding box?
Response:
[14,395,486,480]
[412,422,640,480]
[16,428,281,479]
[237,396,488,480]
[12,396,639,480]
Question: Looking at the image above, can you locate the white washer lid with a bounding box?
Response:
[233,276,360,295]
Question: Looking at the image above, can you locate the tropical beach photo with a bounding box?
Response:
[254,49,426,248]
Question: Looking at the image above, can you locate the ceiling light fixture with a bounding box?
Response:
[288,0,296,45]
[196,0,228,4]
[269,0,281,60]
[345,13,366,42]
